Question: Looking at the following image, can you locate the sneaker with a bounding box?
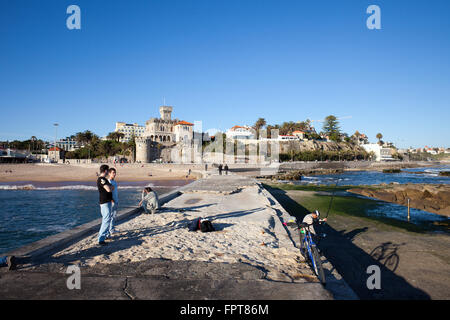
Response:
[6,256,16,270]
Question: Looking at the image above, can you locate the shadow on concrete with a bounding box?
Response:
[369,241,405,273]
[264,185,431,300]
[159,203,217,213]
[339,227,369,242]
[210,207,266,220]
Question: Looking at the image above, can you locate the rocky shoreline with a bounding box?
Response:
[347,184,450,217]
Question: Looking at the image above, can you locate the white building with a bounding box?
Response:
[362,143,395,161]
[292,131,306,140]
[173,120,194,142]
[226,126,256,140]
[278,135,298,141]
[56,138,77,152]
[115,122,145,142]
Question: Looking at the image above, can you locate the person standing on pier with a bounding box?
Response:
[97,164,114,245]
[218,164,223,175]
[224,164,229,175]
[108,167,119,235]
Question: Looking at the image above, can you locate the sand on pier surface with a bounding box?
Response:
[0,163,199,182]
[48,183,314,282]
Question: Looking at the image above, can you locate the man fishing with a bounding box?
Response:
[302,210,327,239]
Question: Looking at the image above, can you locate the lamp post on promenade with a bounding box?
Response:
[53,123,59,163]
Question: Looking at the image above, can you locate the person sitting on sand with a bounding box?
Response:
[138,187,159,215]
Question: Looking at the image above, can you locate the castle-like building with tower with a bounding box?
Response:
[129,106,194,163]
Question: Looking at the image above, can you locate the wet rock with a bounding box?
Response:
[348,184,450,217]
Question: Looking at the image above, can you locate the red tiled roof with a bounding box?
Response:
[230,125,253,131]
[175,120,194,126]
[48,147,62,151]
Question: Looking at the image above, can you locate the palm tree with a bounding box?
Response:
[253,118,266,139]
[107,131,125,142]
[376,133,383,144]
[30,136,37,152]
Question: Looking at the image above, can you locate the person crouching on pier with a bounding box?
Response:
[139,187,159,215]
[302,210,327,241]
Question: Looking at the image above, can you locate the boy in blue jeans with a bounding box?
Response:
[0,256,16,270]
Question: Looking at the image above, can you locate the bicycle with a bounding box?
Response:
[298,222,326,285]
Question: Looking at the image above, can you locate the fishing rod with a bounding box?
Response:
[324,176,341,219]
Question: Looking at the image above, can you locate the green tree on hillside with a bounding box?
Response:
[322,115,341,142]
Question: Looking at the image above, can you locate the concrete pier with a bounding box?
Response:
[0,174,352,300]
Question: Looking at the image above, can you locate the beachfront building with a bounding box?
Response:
[56,138,78,152]
[226,126,256,140]
[362,143,395,161]
[136,106,196,163]
[144,106,179,143]
[115,122,145,142]
[48,146,65,162]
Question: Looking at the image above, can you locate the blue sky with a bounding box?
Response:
[0,0,449,148]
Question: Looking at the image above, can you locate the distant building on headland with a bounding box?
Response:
[226,125,256,140]
[361,143,395,162]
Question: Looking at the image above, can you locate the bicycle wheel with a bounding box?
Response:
[311,245,326,285]
[299,230,308,261]
[370,246,384,261]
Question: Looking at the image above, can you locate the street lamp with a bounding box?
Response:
[54,123,59,163]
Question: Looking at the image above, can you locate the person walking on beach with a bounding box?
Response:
[218,164,223,175]
[224,164,229,175]
[97,164,114,245]
[139,187,159,215]
[108,167,119,234]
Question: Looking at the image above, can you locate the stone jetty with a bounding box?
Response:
[0,174,355,299]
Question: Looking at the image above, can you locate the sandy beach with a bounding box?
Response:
[0,163,200,183]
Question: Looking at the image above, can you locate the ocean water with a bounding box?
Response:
[297,165,450,186]
[0,180,191,255]
[291,165,450,226]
